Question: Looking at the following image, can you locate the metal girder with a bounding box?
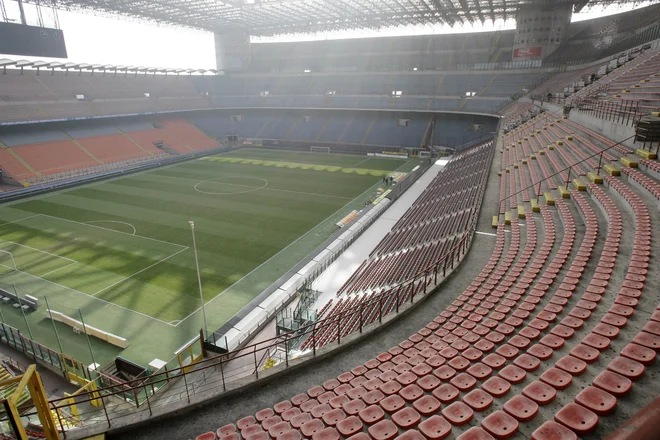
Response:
[22,0,654,36]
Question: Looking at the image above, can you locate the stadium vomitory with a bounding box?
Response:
[1,0,660,439]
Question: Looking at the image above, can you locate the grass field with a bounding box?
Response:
[0,148,418,365]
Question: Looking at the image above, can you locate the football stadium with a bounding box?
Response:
[1,0,660,438]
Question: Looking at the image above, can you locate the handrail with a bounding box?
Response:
[46,139,496,416]
[498,115,636,212]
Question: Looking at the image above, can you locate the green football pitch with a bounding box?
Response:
[0,148,419,366]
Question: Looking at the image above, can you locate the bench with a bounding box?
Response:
[0,289,39,312]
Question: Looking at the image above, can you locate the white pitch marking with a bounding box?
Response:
[176,160,414,326]
[92,247,189,296]
[39,261,78,278]
[0,241,77,263]
[85,220,137,236]
[154,173,354,200]
[0,214,42,228]
[351,157,371,167]
[37,214,187,249]
[1,268,176,326]
[193,176,269,195]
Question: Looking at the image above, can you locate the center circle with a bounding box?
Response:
[193,176,269,195]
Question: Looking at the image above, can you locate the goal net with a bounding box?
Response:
[0,250,17,276]
[310,146,331,154]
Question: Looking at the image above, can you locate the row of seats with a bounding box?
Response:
[0,70,199,102]
[0,120,219,186]
[194,100,660,439]
[0,97,212,124]
[194,74,536,99]
[337,143,493,299]
[570,50,660,103]
[301,142,495,351]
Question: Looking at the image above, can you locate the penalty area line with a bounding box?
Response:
[92,247,189,297]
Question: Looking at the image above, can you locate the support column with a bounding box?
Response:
[215,26,251,72]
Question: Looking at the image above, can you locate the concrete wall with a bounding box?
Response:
[542,101,638,150]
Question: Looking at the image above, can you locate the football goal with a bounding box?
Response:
[0,250,17,276]
[310,146,331,154]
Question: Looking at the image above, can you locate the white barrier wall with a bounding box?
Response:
[49,310,128,349]
[219,198,391,351]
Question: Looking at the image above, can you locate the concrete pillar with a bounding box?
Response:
[512,4,572,62]
[214,26,251,72]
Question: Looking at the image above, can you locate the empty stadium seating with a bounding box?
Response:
[193,91,660,440]
[0,119,219,186]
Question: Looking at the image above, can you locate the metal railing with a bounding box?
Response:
[570,98,650,128]
[40,140,495,437]
[499,119,637,211]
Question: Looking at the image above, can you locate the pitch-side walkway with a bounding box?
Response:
[310,159,450,310]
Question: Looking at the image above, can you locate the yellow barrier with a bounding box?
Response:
[620,157,639,168]
[0,365,59,440]
[544,192,555,205]
[504,212,512,225]
[517,205,525,219]
[636,149,657,160]
[572,178,587,191]
[176,335,205,373]
[558,186,571,198]
[603,164,620,176]
[531,199,540,212]
[587,171,603,184]
[492,216,499,229]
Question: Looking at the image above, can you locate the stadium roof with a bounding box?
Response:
[30,0,646,36]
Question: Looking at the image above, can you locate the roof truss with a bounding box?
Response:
[24,0,651,36]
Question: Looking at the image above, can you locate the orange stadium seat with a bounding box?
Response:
[12,141,100,175]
